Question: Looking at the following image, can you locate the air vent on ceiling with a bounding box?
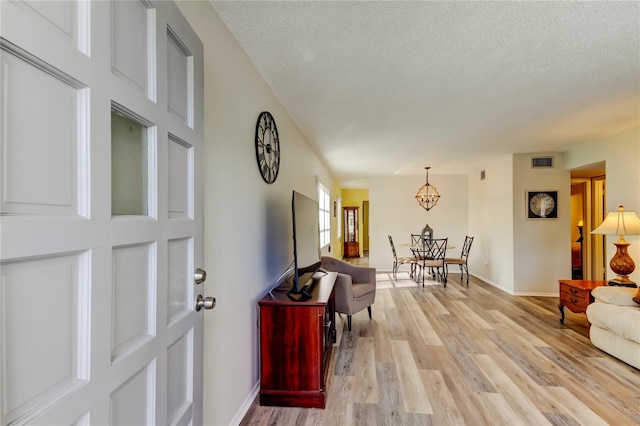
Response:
[531,156,554,168]
[480,170,486,180]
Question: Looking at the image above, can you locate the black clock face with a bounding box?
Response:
[255,111,280,184]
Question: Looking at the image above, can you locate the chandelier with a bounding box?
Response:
[415,166,440,211]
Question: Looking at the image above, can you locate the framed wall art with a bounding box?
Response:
[527,190,558,219]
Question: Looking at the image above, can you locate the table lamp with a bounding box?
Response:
[576,220,583,242]
[591,205,640,287]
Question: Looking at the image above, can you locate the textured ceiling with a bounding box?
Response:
[211,1,640,187]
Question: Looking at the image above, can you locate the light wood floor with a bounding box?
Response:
[241,259,640,425]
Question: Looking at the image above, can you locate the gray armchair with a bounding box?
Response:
[320,256,376,332]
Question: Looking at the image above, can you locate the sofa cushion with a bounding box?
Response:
[586,302,640,345]
[591,286,639,306]
[589,326,640,370]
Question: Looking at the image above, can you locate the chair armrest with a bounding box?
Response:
[334,273,354,298]
[334,273,356,315]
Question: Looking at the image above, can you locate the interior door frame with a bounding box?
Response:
[591,176,607,281]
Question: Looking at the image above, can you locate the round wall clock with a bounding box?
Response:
[254,111,280,184]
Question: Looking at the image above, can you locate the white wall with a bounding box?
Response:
[368,174,469,272]
[565,126,640,283]
[176,3,335,424]
[467,129,640,296]
[512,152,570,295]
[468,155,515,293]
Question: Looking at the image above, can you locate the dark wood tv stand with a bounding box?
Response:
[258,271,337,408]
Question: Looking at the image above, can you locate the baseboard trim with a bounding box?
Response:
[230,381,260,426]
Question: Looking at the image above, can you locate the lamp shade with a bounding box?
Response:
[591,205,640,287]
[591,206,640,236]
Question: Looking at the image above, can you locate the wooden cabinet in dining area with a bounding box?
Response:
[343,206,359,258]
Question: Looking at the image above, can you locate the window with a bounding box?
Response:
[111,109,149,216]
[336,197,342,238]
[317,182,330,248]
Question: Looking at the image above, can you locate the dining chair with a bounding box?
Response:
[410,233,424,247]
[412,225,434,244]
[388,235,417,279]
[409,234,429,281]
[410,233,429,262]
[445,236,474,286]
[415,238,448,287]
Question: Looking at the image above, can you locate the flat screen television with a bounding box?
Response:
[290,190,322,300]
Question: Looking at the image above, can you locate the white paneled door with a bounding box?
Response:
[0,1,205,424]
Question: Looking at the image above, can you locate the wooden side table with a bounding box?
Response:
[558,279,607,324]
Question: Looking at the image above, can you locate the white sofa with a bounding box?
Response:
[586,286,640,369]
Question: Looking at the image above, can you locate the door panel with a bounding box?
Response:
[111,243,153,360]
[166,28,192,127]
[110,364,154,425]
[167,332,191,424]
[1,48,85,216]
[167,135,192,219]
[1,253,89,422]
[168,238,191,322]
[0,1,204,425]
[111,0,150,96]
[14,0,83,53]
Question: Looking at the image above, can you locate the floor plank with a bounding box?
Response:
[391,340,432,414]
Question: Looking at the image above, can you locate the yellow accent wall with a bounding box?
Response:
[341,189,369,258]
[331,181,342,257]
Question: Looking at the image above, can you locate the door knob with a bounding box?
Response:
[194,268,207,284]
[195,294,216,311]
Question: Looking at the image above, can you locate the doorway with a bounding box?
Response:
[362,200,370,254]
[570,162,606,281]
[570,182,586,279]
